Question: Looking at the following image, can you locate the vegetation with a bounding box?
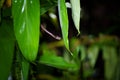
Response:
[0,0,120,80]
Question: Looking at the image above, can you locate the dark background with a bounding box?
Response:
[80,0,120,36]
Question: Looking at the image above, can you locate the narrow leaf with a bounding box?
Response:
[88,45,99,67]
[0,20,15,80]
[12,0,40,61]
[58,0,69,50]
[70,0,81,34]
[39,50,77,70]
[22,58,29,80]
[102,46,117,79]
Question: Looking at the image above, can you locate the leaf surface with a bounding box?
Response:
[70,0,81,34]
[12,0,40,61]
[39,53,77,69]
[0,20,15,80]
[58,0,69,50]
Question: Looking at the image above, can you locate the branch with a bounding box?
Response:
[41,24,61,40]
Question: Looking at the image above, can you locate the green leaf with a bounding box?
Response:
[71,45,86,67]
[88,45,99,67]
[12,0,40,61]
[0,20,15,80]
[80,46,86,61]
[73,45,86,61]
[39,51,77,70]
[102,46,117,80]
[58,0,69,50]
[40,0,57,15]
[70,0,81,34]
[114,58,120,80]
[22,58,29,80]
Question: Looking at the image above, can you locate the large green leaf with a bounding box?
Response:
[70,0,81,34]
[58,0,69,50]
[40,0,57,15]
[12,0,40,61]
[0,20,15,80]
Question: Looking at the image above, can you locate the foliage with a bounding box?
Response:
[0,19,15,80]
[58,0,69,50]
[40,0,57,15]
[70,0,81,34]
[0,0,120,80]
[12,0,40,61]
